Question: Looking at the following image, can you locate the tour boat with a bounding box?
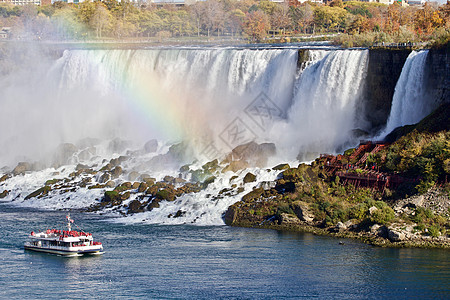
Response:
[24,214,103,256]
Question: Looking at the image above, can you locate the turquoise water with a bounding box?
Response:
[1,204,449,299]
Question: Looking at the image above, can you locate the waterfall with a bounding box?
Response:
[3,46,431,225]
[381,50,431,136]
[0,47,372,168]
[274,49,369,159]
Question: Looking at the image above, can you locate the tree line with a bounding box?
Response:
[0,0,448,44]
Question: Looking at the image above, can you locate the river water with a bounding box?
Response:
[1,204,449,299]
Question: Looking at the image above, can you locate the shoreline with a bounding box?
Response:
[228,222,450,249]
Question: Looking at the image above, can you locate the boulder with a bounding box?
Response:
[105,181,116,188]
[108,138,130,154]
[222,160,250,173]
[369,206,378,215]
[147,199,160,211]
[242,187,264,202]
[155,189,176,201]
[103,191,122,205]
[111,166,123,179]
[291,201,314,223]
[13,162,31,175]
[128,200,142,213]
[224,206,238,226]
[164,176,175,183]
[227,142,276,167]
[243,172,256,183]
[388,228,406,242]
[279,213,301,226]
[0,190,9,198]
[76,163,90,171]
[99,173,111,184]
[128,171,140,181]
[52,143,78,167]
[78,147,96,161]
[138,182,148,193]
[272,163,290,171]
[173,210,185,218]
[144,139,158,153]
[202,176,216,189]
[371,224,388,238]
[25,186,51,200]
[174,177,186,184]
[0,174,11,182]
[142,177,156,186]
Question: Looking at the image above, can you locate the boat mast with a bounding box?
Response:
[66,213,73,231]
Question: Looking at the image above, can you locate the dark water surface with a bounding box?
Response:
[1,204,449,299]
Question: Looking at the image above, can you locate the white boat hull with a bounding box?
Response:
[24,244,103,256]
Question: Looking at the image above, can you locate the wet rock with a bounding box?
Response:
[174,210,185,218]
[242,187,264,202]
[108,138,130,154]
[243,172,256,183]
[138,182,148,193]
[155,189,175,201]
[202,159,219,172]
[202,176,216,189]
[99,173,111,184]
[100,163,113,172]
[132,182,140,189]
[226,142,276,167]
[388,228,406,242]
[224,206,238,225]
[147,199,160,211]
[103,191,122,206]
[142,177,156,186]
[128,171,140,181]
[52,143,78,167]
[222,160,250,173]
[164,176,175,183]
[13,162,31,175]
[272,163,290,171]
[78,147,96,161]
[279,213,301,226]
[173,177,186,184]
[291,201,314,223]
[0,190,9,198]
[25,186,51,200]
[76,164,90,171]
[144,139,158,153]
[0,174,11,182]
[111,166,123,179]
[128,200,142,213]
[115,182,132,192]
[371,224,388,238]
[179,164,190,173]
[258,181,277,190]
[105,180,116,188]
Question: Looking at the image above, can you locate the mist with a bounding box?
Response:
[0,44,374,170]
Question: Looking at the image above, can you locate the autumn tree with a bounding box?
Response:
[90,3,111,38]
[243,10,270,42]
[414,3,444,35]
[290,3,314,33]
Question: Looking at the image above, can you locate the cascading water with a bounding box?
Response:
[273,49,369,160]
[0,46,378,225]
[380,50,432,137]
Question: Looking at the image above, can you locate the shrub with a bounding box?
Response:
[428,225,441,237]
[369,206,395,225]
